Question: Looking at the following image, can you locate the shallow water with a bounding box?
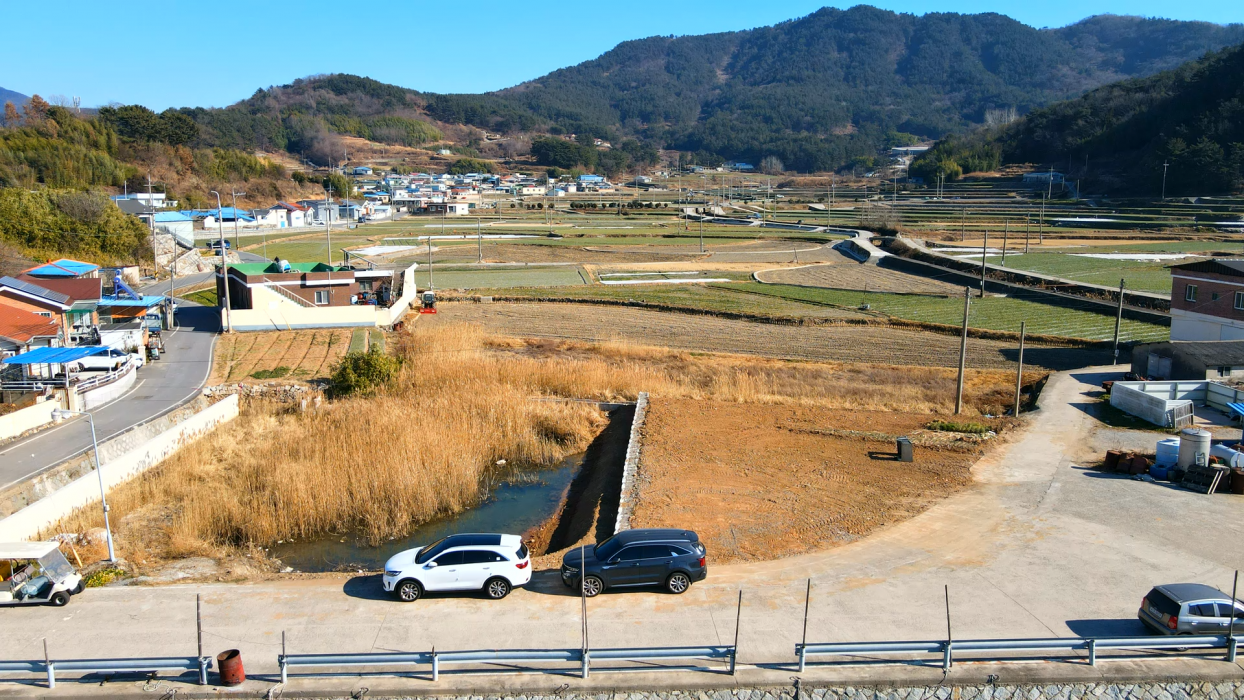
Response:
[270,454,582,572]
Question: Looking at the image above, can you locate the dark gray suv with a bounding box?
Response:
[560,528,706,596]
[1138,583,1244,635]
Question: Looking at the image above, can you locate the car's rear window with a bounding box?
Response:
[1147,588,1182,616]
[516,543,529,560]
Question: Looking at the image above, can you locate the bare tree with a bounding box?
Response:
[760,155,785,174]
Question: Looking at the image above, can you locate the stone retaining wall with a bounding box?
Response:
[613,391,649,532]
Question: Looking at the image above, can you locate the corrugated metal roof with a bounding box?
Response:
[99,294,166,308]
[153,212,191,222]
[1170,259,1244,277]
[1,345,111,365]
[23,259,99,278]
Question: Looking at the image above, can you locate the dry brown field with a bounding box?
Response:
[632,398,993,563]
[434,301,1105,370]
[209,329,353,383]
[757,251,964,295]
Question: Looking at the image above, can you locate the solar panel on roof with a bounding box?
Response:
[0,276,71,305]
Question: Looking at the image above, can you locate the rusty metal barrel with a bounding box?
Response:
[217,649,245,686]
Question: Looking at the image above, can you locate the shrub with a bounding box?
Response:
[926,420,991,434]
[251,366,291,380]
[329,347,401,396]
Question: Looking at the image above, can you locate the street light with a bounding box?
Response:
[50,409,115,563]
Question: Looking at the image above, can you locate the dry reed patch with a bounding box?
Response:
[630,398,985,563]
[57,324,681,569]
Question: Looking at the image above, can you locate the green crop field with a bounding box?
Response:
[735,283,1169,342]
[417,267,586,289]
[471,282,857,318]
[972,241,1241,293]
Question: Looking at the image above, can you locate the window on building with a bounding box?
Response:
[1235,292,1244,310]
[35,311,52,318]
[1212,292,1219,301]
[1185,284,1198,302]
[359,280,373,292]
[314,290,329,305]
[1219,367,1231,377]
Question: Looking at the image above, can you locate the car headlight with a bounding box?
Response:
[385,571,400,577]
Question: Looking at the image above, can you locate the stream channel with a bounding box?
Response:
[270,454,583,572]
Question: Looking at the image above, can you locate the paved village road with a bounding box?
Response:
[0,367,1242,694]
[0,305,218,491]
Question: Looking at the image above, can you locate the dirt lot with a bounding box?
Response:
[757,250,965,294]
[209,329,354,383]
[435,301,1108,370]
[631,398,990,563]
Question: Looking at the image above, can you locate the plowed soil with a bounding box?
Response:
[630,398,985,563]
[210,329,352,383]
[435,301,1107,370]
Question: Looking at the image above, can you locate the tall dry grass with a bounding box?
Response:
[53,323,1037,563]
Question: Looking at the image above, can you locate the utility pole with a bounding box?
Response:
[1039,194,1045,245]
[979,229,989,297]
[324,184,333,265]
[1024,214,1031,253]
[230,189,245,251]
[955,287,970,415]
[1013,321,1026,417]
[1161,161,1170,201]
[1000,219,1010,266]
[211,190,232,332]
[477,217,483,263]
[961,207,966,242]
[1112,279,1125,365]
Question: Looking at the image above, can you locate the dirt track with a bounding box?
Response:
[435,301,1109,370]
[756,249,964,294]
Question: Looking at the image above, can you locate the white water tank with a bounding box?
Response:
[1155,438,1180,467]
[1177,428,1211,468]
[278,259,291,273]
[1210,443,1244,468]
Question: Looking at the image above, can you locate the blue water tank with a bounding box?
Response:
[1149,464,1169,481]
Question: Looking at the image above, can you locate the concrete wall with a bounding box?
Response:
[614,391,649,532]
[79,363,138,410]
[229,285,379,331]
[0,394,240,540]
[0,396,57,442]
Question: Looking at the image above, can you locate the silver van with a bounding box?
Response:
[1138,583,1244,635]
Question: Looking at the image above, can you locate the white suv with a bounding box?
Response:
[382,533,531,602]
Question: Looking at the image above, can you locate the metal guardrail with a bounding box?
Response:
[0,656,211,688]
[279,644,735,683]
[796,635,1239,672]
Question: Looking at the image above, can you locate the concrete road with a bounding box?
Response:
[0,305,218,491]
[1,367,1242,692]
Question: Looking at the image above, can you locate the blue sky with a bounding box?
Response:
[3,0,1239,111]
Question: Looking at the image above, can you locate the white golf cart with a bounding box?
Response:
[0,542,84,607]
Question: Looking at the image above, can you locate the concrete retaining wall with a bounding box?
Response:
[614,391,649,532]
[0,394,240,540]
[0,397,57,442]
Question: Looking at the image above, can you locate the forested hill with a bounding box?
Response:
[184,7,1244,173]
[911,41,1244,195]
[486,8,1244,169]
[0,87,29,107]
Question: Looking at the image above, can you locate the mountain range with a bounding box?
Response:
[0,87,29,108]
[180,7,1244,173]
[912,40,1244,195]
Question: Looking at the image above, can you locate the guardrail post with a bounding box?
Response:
[581,648,589,679]
[431,650,439,682]
[1088,639,1097,666]
[43,639,54,689]
[198,656,209,685]
[1229,636,1238,663]
[280,630,288,684]
[797,644,806,673]
[942,641,952,672]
